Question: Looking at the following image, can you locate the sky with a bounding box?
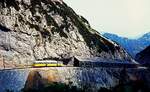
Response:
[64,0,150,38]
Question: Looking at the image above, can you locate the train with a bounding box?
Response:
[32,60,64,67]
[32,60,139,68]
[32,56,140,68]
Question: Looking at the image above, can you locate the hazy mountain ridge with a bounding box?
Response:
[103,32,150,58]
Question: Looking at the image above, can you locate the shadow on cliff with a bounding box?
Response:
[0,25,11,32]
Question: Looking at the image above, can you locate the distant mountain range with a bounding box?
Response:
[103,32,150,58]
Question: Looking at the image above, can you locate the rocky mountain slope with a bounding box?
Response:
[103,32,150,58]
[135,45,150,65]
[0,0,132,67]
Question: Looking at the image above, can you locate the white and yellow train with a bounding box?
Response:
[32,60,64,67]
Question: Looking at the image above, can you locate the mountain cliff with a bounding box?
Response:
[0,0,132,67]
[0,68,150,92]
[135,45,150,65]
[103,32,150,58]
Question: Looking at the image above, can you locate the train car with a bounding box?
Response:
[78,61,139,68]
[73,56,140,68]
[32,60,64,67]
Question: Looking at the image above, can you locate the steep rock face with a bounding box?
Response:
[103,32,150,58]
[0,0,131,66]
[0,68,150,92]
[0,68,123,92]
[135,45,150,65]
[0,69,29,92]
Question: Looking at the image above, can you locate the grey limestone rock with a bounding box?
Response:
[0,0,133,67]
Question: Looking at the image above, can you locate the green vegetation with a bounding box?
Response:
[22,82,85,92]
[5,79,150,92]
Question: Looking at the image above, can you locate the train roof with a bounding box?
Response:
[33,60,62,63]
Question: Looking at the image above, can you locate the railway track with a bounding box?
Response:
[0,65,147,71]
